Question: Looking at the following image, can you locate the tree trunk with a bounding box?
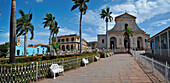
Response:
[80,12,83,53]
[24,34,27,56]
[128,36,130,53]
[49,30,52,56]
[55,33,57,55]
[56,33,57,42]
[10,0,16,63]
[106,21,108,52]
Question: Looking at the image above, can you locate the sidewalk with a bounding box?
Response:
[36,54,152,83]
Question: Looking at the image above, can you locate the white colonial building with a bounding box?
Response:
[97,12,150,50]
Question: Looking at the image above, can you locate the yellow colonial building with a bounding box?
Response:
[57,34,88,51]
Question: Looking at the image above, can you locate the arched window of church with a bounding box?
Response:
[102,39,104,43]
[125,23,128,30]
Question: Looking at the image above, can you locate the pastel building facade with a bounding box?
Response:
[97,13,150,50]
[15,44,49,56]
[57,34,88,51]
[148,26,170,57]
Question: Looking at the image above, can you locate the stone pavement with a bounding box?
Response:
[36,54,152,83]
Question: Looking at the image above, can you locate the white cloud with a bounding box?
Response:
[0,32,9,44]
[58,27,77,35]
[25,1,29,4]
[36,32,49,36]
[150,19,170,26]
[36,0,43,3]
[82,33,97,42]
[101,0,170,23]
[84,27,95,33]
[83,10,115,34]
[0,32,9,37]
[20,39,48,46]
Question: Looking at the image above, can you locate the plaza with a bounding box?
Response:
[0,0,170,83]
[36,54,152,83]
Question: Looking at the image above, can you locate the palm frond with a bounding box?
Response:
[19,9,25,16]
[71,4,80,11]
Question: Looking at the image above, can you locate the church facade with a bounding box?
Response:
[97,13,150,50]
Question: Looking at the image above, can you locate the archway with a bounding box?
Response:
[110,37,116,49]
[125,23,128,30]
[71,45,73,51]
[124,37,130,49]
[137,37,143,50]
[62,45,65,51]
[66,45,70,50]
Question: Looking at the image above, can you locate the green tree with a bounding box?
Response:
[51,39,60,56]
[16,9,34,56]
[0,43,9,58]
[71,0,90,53]
[100,7,113,52]
[123,26,134,53]
[43,13,56,55]
[10,0,16,63]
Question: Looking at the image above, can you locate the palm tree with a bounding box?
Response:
[123,26,134,53]
[10,0,16,63]
[52,21,60,42]
[43,13,56,55]
[51,21,60,55]
[100,7,113,52]
[71,0,90,53]
[16,9,34,56]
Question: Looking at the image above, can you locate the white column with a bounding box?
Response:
[159,35,162,56]
[167,31,169,57]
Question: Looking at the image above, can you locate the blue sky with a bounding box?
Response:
[0,0,170,46]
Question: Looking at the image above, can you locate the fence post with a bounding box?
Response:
[36,62,38,81]
[165,61,169,83]
[151,58,154,73]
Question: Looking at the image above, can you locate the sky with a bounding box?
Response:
[0,0,170,46]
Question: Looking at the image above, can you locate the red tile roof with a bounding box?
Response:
[28,44,49,47]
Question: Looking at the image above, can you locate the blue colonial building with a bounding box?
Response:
[148,26,170,57]
[15,44,49,56]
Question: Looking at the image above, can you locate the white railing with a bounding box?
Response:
[131,49,170,83]
[0,55,97,83]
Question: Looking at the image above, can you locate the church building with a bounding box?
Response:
[97,12,150,50]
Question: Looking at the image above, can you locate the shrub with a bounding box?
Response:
[0,52,98,64]
[100,52,106,58]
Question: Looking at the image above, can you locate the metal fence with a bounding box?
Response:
[131,49,170,83]
[0,55,97,83]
